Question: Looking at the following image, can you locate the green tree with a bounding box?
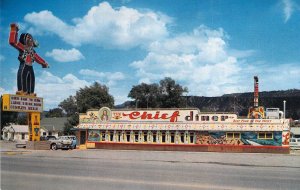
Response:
[128,77,188,108]
[159,77,188,108]
[63,114,79,135]
[76,82,114,113]
[1,111,18,130]
[16,113,27,125]
[128,83,160,108]
[59,82,114,134]
[45,108,65,118]
[58,96,77,117]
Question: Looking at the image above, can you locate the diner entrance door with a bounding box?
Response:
[80,131,86,145]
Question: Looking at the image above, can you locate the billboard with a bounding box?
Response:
[2,94,43,113]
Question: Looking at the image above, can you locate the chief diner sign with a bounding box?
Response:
[79,107,201,123]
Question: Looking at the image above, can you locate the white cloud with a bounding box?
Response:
[131,25,247,96]
[79,69,125,86]
[45,48,84,62]
[256,63,300,91]
[131,24,300,96]
[0,87,9,94]
[282,0,298,22]
[34,71,90,110]
[4,69,129,109]
[24,2,170,49]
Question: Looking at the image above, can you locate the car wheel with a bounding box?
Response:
[51,143,57,150]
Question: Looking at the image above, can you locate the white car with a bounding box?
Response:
[290,138,300,150]
[49,136,73,150]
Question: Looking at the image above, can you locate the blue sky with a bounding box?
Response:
[0,0,299,110]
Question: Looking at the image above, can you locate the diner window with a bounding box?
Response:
[221,116,228,121]
[189,133,194,143]
[170,132,175,143]
[226,132,241,139]
[212,116,218,121]
[117,132,121,142]
[258,132,273,139]
[143,131,147,142]
[126,132,130,142]
[180,133,185,143]
[162,132,166,143]
[101,131,105,141]
[110,131,114,141]
[153,132,157,143]
[135,132,139,142]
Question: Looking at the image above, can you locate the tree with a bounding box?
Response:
[1,111,18,130]
[159,77,188,108]
[76,82,114,113]
[59,96,77,117]
[128,77,188,108]
[45,108,65,118]
[63,114,78,135]
[59,82,114,134]
[128,83,160,108]
[16,113,27,125]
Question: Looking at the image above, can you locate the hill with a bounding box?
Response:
[116,89,300,119]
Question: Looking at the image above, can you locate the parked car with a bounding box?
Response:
[47,135,57,140]
[49,136,72,150]
[290,138,300,150]
[40,136,48,141]
[65,136,77,149]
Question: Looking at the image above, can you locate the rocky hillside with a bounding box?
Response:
[116,89,300,119]
[187,89,300,119]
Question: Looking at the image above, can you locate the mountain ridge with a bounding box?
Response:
[116,89,300,119]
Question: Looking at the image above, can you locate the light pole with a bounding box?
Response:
[135,99,139,109]
[185,92,188,108]
[146,95,150,109]
[283,100,286,119]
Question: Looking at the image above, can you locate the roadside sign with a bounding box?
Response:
[2,94,43,113]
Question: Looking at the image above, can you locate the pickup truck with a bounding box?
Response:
[49,136,73,150]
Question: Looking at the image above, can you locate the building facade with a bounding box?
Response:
[75,107,290,153]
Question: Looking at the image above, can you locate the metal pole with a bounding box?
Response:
[283,100,286,119]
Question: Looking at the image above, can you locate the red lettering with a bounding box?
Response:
[169,111,180,122]
[123,112,140,119]
[122,111,180,122]
[153,111,160,119]
[140,112,153,119]
[160,113,169,119]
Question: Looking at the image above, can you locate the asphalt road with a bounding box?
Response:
[1,144,300,190]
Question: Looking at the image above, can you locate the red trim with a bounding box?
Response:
[87,141,289,149]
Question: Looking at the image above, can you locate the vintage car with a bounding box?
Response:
[290,138,300,150]
[49,136,73,150]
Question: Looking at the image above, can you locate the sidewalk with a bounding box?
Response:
[0,141,29,152]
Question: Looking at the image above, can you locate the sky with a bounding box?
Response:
[0,0,299,110]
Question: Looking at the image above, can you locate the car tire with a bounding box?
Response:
[51,143,57,150]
